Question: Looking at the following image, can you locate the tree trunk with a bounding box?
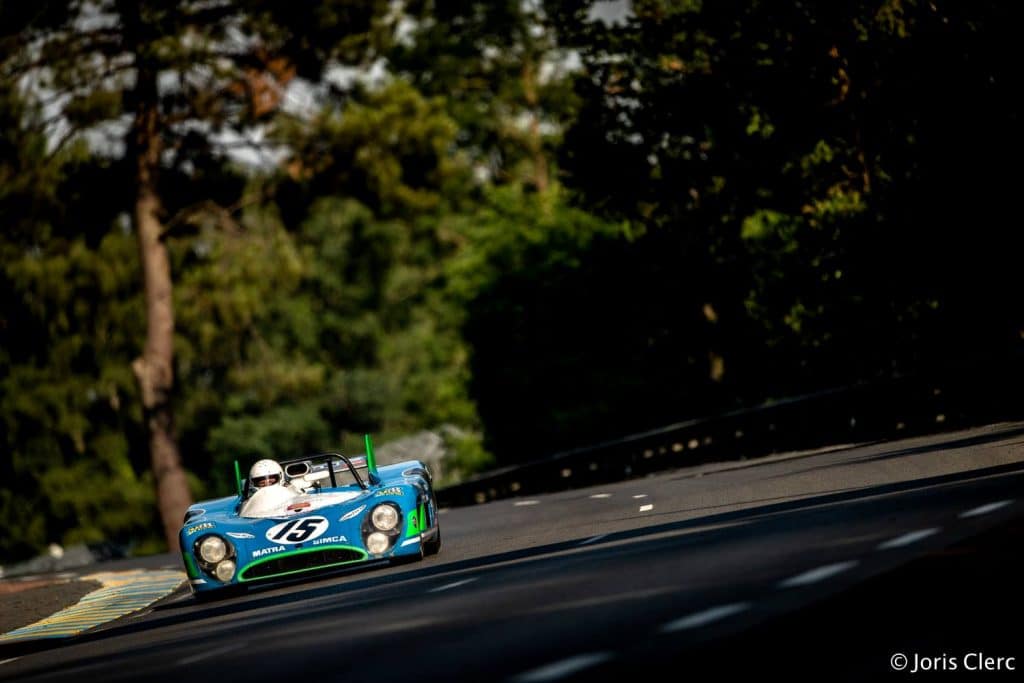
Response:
[521,57,549,194]
[130,68,193,551]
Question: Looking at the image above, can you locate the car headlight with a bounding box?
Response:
[366,532,390,554]
[214,560,236,582]
[370,504,399,531]
[199,535,227,563]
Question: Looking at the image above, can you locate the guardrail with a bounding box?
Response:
[437,359,1024,507]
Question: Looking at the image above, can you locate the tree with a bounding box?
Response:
[1,81,162,559]
[390,0,579,191]
[552,0,1024,398]
[0,0,387,549]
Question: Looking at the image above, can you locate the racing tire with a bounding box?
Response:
[194,585,247,602]
[423,526,441,556]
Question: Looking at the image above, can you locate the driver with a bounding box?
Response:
[249,459,286,489]
[239,458,305,517]
[247,459,308,497]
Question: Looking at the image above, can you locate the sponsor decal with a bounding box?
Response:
[252,545,286,558]
[264,516,330,545]
[340,504,366,522]
[226,532,255,540]
[311,535,348,546]
[187,522,214,535]
[374,487,403,497]
[287,502,312,511]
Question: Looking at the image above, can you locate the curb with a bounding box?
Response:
[0,569,185,654]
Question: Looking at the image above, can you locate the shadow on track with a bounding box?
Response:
[756,422,1024,482]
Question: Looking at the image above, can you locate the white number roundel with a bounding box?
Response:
[265,516,330,544]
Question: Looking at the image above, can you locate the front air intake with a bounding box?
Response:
[239,545,368,581]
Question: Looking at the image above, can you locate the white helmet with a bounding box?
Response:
[249,459,284,489]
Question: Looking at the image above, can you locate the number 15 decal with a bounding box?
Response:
[265,516,330,544]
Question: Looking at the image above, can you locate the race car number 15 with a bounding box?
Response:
[265,516,330,544]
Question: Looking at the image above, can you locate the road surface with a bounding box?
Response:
[2,422,1022,681]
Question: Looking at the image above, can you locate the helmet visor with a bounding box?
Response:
[253,474,280,487]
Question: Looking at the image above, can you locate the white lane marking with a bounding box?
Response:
[877,528,940,550]
[959,500,1014,518]
[514,500,540,507]
[512,653,613,682]
[778,561,858,588]
[526,587,677,616]
[589,493,612,499]
[178,643,247,666]
[659,602,752,632]
[429,578,477,593]
[578,534,608,546]
[361,617,439,636]
[639,504,654,512]
[632,494,648,499]
[0,658,20,666]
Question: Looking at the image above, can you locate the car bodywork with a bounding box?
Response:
[179,436,440,598]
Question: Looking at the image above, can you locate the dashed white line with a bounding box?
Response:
[659,602,752,632]
[526,587,677,615]
[959,500,1014,519]
[632,494,648,499]
[512,653,613,682]
[639,504,654,512]
[360,617,439,636]
[428,578,477,593]
[589,493,612,499]
[514,500,540,507]
[777,561,859,588]
[877,528,940,550]
[578,534,608,546]
[178,643,247,666]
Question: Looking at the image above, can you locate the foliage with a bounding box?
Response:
[173,190,482,498]
[1,88,158,558]
[552,0,1023,396]
[391,0,579,189]
[2,0,1022,560]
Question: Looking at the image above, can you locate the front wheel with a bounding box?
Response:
[423,526,441,556]
[194,584,247,602]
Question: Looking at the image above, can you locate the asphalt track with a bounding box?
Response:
[2,423,1023,682]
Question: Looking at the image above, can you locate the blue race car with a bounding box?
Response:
[179,435,441,599]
